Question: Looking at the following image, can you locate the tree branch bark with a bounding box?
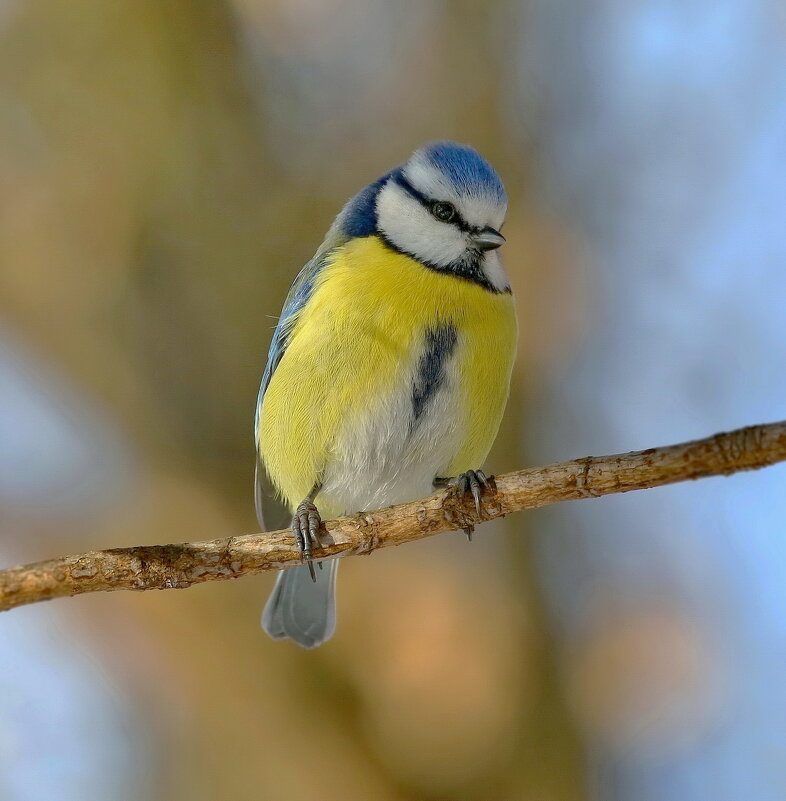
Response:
[2,420,785,613]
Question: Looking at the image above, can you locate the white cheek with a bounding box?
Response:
[376,183,467,267]
[482,250,511,292]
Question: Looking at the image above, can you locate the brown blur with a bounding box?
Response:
[0,2,589,799]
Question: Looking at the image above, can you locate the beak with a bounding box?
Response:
[471,227,506,251]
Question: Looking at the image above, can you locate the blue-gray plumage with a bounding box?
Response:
[340,171,394,238]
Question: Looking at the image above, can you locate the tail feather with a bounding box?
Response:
[262,560,339,648]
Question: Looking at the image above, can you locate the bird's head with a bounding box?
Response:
[340,141,509,292]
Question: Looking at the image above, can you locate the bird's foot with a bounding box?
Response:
[435,469,496,541]
[292,499,322,582]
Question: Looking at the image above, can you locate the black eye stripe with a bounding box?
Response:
[392,173,428,204]
[392,173,472,233]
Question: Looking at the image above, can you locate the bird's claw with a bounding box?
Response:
[292,499,322,582]
[456,469,491,515]
[438,470,494,542]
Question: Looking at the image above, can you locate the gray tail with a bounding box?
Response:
[262,560,339,649]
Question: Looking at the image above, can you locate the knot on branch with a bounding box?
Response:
[347,513,382,555]
[574,457,602,498]
[710,425,765,473]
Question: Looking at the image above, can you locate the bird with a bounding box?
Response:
[255,140,517,648]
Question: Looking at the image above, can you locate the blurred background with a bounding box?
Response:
[1,1,785,799]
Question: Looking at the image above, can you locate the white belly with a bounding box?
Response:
[319,358,462,514]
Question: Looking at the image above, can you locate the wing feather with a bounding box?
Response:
[254,224,348,528]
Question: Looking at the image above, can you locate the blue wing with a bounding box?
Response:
[254,228,348,528]
[257,258,321,407]
[256,167,396,417]
[253,171,391,527]
[254,236,343,411]
[254,254,328,529]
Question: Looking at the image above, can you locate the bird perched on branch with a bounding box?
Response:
[255,141,517,647]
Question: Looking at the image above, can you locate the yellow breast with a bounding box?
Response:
[258,235,517,513]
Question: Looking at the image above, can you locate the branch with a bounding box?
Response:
[2,421,785,612]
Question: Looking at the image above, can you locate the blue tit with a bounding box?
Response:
[255,141,517,648]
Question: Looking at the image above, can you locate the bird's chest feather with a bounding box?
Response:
[259,236,517,514]
[321,319,465,512]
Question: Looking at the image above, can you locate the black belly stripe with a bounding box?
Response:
[411,325,458,425]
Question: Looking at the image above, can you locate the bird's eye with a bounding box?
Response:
[431,201,456,223]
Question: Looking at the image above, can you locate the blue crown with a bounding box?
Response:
[340,141,505,238]
[418,141,506,203]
